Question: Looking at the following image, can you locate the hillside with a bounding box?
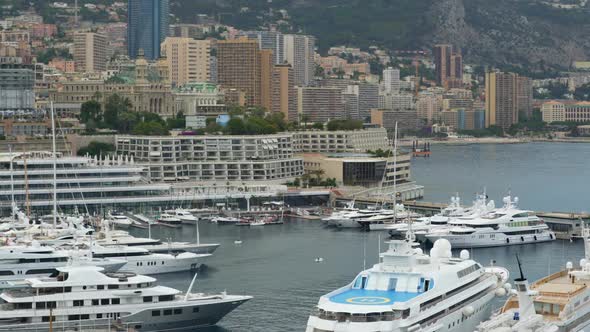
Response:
[172,0,590,71]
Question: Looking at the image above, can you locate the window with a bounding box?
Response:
[101,299,109,305]
[163,309,172,316]
[159,295,174,302]
[388,278,398,291]
[143,296,152,303]
[36,302,46,309]
[64,287,72,292]
[97,314,103,319]
[81,314,90,320]
[73,300,84,307]
[193,307,200,313]
[152,310,160,317]
[108,285,119,289]
[112,298,120,305]
[97,285,104,290]
[68,315,80,321]
[47,301,56,309]
[92,299,99,305]
[42,316,55,322]
[174,309,182,315]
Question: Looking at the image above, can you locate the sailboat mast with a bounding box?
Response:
[393,122,398,222]
[8,145,14,213]
[51,102,57,227]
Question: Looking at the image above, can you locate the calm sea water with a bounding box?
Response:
[131,142,590,331]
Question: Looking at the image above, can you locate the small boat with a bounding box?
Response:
[249,220,265,226]
[156,213,182,226]
[106,212,133,229]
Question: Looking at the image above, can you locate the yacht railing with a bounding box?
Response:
[311,308,399,322]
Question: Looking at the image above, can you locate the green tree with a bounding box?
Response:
[132,121,169,135]
[77,142,115,157]
[80,100,102,125]
[226,118,247,135]
[103,94,132,130]
[312,122,324,130]
[327,119,363,131]
[166,111,186,130]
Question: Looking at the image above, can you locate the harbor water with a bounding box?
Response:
[131,142,590,331]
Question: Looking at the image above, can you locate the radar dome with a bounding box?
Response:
[581,259,587,268]
[414,248,423,255]
[431,239,452,259]
[459,250,470,260]
[566,261,573,269]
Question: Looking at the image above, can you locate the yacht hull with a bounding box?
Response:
[0,297,250,332]
[336,219,362,228]
[118,254,206,274]
[426,231,555,248]
[306,289,496,332]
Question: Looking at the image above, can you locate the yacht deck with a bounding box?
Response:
[532,270,589,302]
[329,289,419,306]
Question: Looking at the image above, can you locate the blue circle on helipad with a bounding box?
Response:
[345,297,391,304]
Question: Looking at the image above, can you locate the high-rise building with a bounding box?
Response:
[160,37,210,86]
[271,64,296,121]
[296,87,344,122]
[383,67,401,94]
[485,71,518,129]
[0,63,34,110]
[217,37,262,106]
[342,86,360,120]
[517,76,533,119]
[260,49,273,111]
[73,32,108,73]
[358,82,379,121]
[283,34,315,87]
[416,92,439,124]
[238,30,284,65]
[434,44,452,87]
[127,0,169,60]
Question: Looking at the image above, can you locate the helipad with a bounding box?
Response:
[329,289,419,306]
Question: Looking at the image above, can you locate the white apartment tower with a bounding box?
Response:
[283,34,315,87]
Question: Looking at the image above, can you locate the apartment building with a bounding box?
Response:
[292,128,390,153]
[74,32,108,73]
[116,134,304,183]
[541,100,590,123]
[161,37,210,85]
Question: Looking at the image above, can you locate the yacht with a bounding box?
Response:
[357,205,423,231]
[424,195,555,248]
[156,213,182,226]
[106,211,133,229]
[306,233,509,332]
[477,228,590,332]
[333,209,382,228]
[211,216,241,224]
[0,265,251,331]
[388,194,496,241]
[166,209,199,225]
[0,242,125,283]
[58,243,210,275]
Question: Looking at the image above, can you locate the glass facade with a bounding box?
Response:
[127,0,169,60]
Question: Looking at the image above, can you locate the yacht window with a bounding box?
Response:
[143,296,152,303]
[108,285,119,289]
[92,299,99,305]
[163,309,172,316]
[552,304,561,315]
[174,309,182,315]
[424,279,431,291]
[42,316,55,322]
[36,302,46,309]
[151,310,160,317]
[0,271,14,276]
[98,285,104,290]
[101,299,109,305]
[64,287,71,293]
[159,295,174,302]
[81,314,90,320]
[516,284,527,292]
[193,307,199,313]
[15,303,32,309]
[47,301,56,309]
[97,314,103,319]
[68,315,80,321]
[73,300,83,307]
[112,298,120,305]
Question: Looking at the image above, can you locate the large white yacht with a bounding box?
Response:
[477,228,590,332]
[424,195,555,248]
[306,232,509,332]
[0,243,125,283]
[388,194,496,241]
[58,243,210,275]
[0,265,251,331]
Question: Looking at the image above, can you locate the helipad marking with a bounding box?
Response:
[345,296,391,304]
